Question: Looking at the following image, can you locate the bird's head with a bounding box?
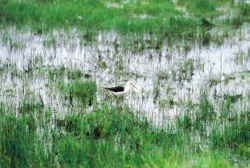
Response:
[125,81,139,93]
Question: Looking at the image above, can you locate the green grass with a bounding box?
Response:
[0,1,249,166]
[177,0,226,16]
[57,79,97,106]
[0,90,249,167]
[0,0,250,44]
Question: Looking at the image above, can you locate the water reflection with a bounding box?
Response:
[0,25,249,127]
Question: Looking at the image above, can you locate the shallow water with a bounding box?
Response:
[0,24,249,127]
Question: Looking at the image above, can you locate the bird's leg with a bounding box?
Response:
[102,88,105,105]
[116,96,123,111]
[118,97,123,111]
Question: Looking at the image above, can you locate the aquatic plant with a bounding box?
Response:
[57,79,97,106]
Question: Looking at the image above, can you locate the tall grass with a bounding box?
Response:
[0,0,249,43]
[57,79,97,106]
[0,91,248,167]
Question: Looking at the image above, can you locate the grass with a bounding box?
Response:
[0,0,249,167]
[57,79,97,106]
[0,0,250,44]
[0,88,249,167]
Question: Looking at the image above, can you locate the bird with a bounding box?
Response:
[102,81,138,102]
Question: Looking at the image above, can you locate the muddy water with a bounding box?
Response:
[0,25,249,127]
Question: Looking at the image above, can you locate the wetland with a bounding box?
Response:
[0,0,249,167]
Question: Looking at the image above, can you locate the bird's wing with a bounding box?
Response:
[104,86,124,92]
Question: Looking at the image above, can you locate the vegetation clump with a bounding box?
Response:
[57,79,97,106]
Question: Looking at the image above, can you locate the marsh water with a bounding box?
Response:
[0,24,249,128]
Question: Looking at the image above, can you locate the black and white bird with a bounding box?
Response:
[103,81,138,98]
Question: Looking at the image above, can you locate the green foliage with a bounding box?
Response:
[18,96,44,115]
[197,91,216,122]
[1,0,247,43]
[0,115,36,167]
[177,0,217,15]
[222,2,250,28]
[56,106,168,145]
[0,97,249,167]
[57,79,97,106]
[176,113,193,132]
[183,59,194,81]
[67,69,83,80]
[54,105,188,167]
[47,66,66,82]
[210,120,249,155]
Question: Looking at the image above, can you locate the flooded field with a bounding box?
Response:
[0,0,249,166]
[0,24,249,128]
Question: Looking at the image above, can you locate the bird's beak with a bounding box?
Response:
[132,83,139,93]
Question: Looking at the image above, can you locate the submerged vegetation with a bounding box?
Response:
[0,61,249,167]
[0,55,248,167]
[0,0,249,167]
